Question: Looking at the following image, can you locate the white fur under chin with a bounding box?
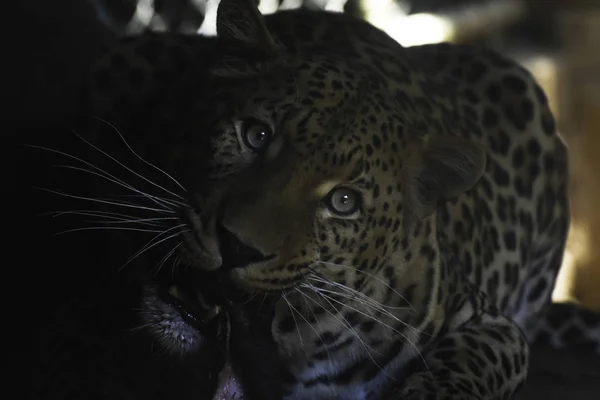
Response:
[140,287,247,399]
[140,286,203,355]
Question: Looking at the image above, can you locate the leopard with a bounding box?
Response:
[39,0,600,399]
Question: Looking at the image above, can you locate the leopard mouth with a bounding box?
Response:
[167,206,280,330]
[158,283,222,333]
[154,233,275,333]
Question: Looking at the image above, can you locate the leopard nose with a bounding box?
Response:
[217,224,270,270]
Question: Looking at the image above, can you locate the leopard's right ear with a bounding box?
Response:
[211,0,285,77]
[216,0,278,52]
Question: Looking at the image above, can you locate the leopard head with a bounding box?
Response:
[140,0,486,363]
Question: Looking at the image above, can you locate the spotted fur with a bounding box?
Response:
[73,0,599,399]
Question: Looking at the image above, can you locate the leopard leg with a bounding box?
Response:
[393,312,529,400]
[522,245,600,353]
[529,302,600,353]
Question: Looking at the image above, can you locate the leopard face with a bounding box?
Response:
[131,1,487,373]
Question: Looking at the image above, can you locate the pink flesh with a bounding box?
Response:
[212,363,244,400]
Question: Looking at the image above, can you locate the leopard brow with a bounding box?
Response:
[347,147,365,182]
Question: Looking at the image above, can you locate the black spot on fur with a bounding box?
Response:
[502,75,527,94]
[527,278,548,303]
[486,84,502,103]
[278,316,296,334]
[512,147,525,169]
[541,112,556,136]
[483,108,499,128]
[503,231,517,251]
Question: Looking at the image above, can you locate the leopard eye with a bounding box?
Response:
[241,120,273,151]
[326,187,361,216]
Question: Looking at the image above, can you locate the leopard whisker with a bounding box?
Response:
[71,128,185,202]
[27,143,141,192]
[173,255,183,270]
[293,290,335,367]
[86,217,174,227]
[127,321,161,335]
[95,116,187,194]
[44,210,171,227]
[318,261,417,312]
[54,226,166,236]
[239,290,261,305]
[152,242,182,277]
[303,279,428,340]
[257,293,269,316]
[297,286,381,358]
[46,209,140,219]
[35,187,176,214]
[294,286,401,384]
[307,273,413,312]
[120,224,186,271]
[303,284,430,377]
[302,282,398,333]
[282,293,310,359]
[303,280,417,333]
[305,275,427,337]
[115,194,186,209]
[27,143,183,210]
[149,337,171,356]
[52,164,183,210]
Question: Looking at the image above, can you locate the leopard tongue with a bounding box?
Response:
[212,362,244,400]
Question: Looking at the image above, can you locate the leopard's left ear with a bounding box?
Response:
[403,134,486,225]
[212,0,284,77]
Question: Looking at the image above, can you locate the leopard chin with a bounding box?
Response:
[135,258,216,354]
[140,285,249,400]
[139,284,224,355]
[139,278,284,400]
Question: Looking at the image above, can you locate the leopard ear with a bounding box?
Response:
[216,0,279,53]
[404,134,486,223]
[212,0,284,77]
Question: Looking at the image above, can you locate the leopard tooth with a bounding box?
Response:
[168,284,184,301]
[196,291,210,308]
